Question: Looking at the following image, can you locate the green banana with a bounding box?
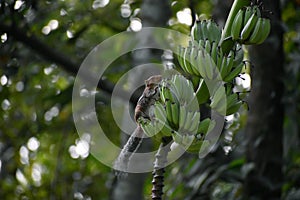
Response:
[154,102,166,122]
[210,41,218,65]
[189,111,200,133]
[204,39,211,54]
[220,56,229,79]
[183,45,194,75]
[206,20,221,42]
[196,50,206,78]
[210,85,225,109]
[247,17,263,44]
[256,18,271,44]
[170,75,182,101]
[197,118,211,134]
[252,5,261,18]
[165,100,173,126]
[189,44,201,76]
[140,122,155,137]
[183,111,194,131]
[226,100,243,115]
[181,134,194,147]
[199,39,205,49]
[240,12,258,41]
[160,86,167,102]
[231,8,245,40]
[155,118,174,137]
[226,93,239,108]
[243,6,252,27]
[201,20,208,40]
[191,21,198,41]
[224,62,244,82]
[203,52,214,79]
[179,105,187,130]
[191,21,202,41]
[177,46,187,73]
[171,102,179,129]
[173,130,183,144]
[216,47,224,71]
[226,51,235,74]
[161,85,175,103]
[195,79,210,104]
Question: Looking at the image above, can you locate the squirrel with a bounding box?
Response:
[114,75,162,174]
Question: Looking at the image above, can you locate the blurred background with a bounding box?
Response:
[0,0,300,199]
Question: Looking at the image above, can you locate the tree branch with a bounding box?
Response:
[151,136,172,200]
[0,23,139,103]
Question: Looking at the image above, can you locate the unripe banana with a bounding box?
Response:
[183,45,194,75]
[206,20,221,42]
[226,51,235,75]
[224,62,244,82]
[173,130,183,144]
[197,118,211,135]
[216,47,224,71]
[203,52,214,79]
[140,122,155,137]
[240,13,258,41]
[191,21,198,41]
[189,44,201,76]
[196,50,206,78]
[161,84,176,103]
[199,39,205,49]
[220,56,228,79]
[160,86,167,102]
[256,18,271,44]
[243,6,252,27]
[183,111,194,131]
[165,99,173,125]
[204,39,211,54]
[210,85,225,110]
[181,134,194,147]
[210,41,218,65]
[189,111,201,133]
[201,20,208,40]
[154,102,166,122]
[155,118,174,137]
[231,8,245,40]
[247,17,263,44]
[171,102,179,129]
[252,5,261,18]
[226,101,243,115]
[226,93,239,108]
[177,46,187,73]
[170,75,182,101]
[179,105,187,130]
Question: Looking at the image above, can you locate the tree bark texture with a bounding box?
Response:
[244,0,284,199]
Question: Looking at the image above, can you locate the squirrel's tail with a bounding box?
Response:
[114,126,144,177]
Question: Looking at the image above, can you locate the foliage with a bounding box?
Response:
[0,0,300,199]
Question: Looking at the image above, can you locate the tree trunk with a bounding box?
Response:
[244,0,284,199]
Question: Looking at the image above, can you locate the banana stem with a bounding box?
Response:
[151,136,172,200]
[219,0,250,54]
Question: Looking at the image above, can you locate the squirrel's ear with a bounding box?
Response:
[145,79,150,86]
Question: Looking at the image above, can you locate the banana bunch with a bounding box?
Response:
[191,20,221,43]
[139,75,216,154]
[177,39,245,82]
[231,6,271,45]
[213,49,245,82]
[177,40,218,80]
[210,83,244,116]
[159,75,199,130]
